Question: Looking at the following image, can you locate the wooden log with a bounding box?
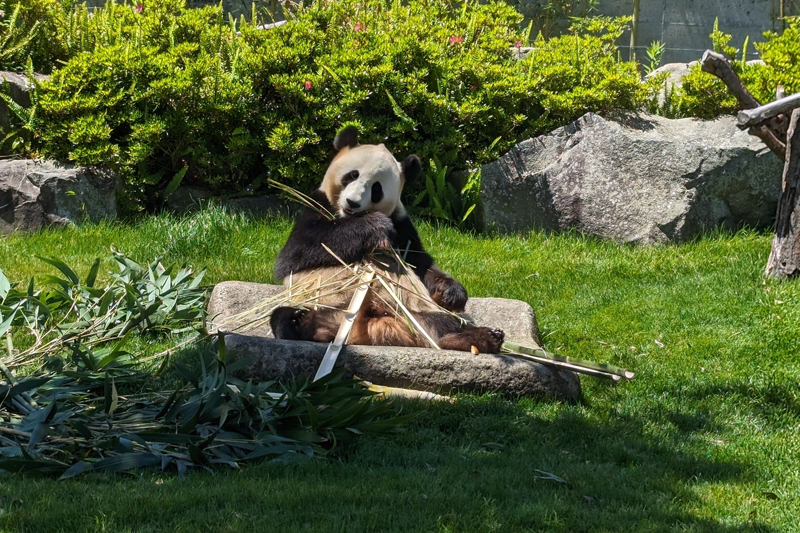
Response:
[737,91,800,128]
[701,50,760,109]
[754,124,788,161]
[700,50,787,158]
[765,108,800,278]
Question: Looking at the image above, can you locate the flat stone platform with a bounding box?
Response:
[207,282,581,400]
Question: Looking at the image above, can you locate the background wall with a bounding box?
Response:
[86,0,798,64]
[598,0,796,63]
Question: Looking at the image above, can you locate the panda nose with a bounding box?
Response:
[346,199,360,209]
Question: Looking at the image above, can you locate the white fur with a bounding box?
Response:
[321,144,405,217]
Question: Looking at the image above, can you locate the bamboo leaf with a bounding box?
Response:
[59,461,93,480]
[0,268,10,299]
[92,453,160,473]
[37,257,80,285]
[85,259,101,288]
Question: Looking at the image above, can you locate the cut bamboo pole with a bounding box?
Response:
[502,341,635,381]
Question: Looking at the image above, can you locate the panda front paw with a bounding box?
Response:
[362,212,397,251]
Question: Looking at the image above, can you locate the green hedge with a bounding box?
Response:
[657,18,800,119]
[30,0,654,211]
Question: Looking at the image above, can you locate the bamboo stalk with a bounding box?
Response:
[314,269,376,381]
[365,382,452,402]
[0,425,32,438]
[629,0,640,62]
[502,341,635,380]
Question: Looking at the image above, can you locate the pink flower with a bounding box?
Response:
[304,80,312,90]
[135,3,143,14]
[515,40,522,48]
[449,35,463,44]
[354,22,364,31]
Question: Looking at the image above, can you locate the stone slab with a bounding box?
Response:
[207,281,580,399]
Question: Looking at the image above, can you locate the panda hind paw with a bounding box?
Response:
[270,306,308,340]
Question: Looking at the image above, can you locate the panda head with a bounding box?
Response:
[320,126,421,218]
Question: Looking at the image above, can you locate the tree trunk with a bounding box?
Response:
[766,108,800,278]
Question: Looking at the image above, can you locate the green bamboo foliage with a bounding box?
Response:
[0,253,408,477]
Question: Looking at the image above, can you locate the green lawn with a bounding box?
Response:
[1,209,798,532]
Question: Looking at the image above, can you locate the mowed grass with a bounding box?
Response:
[0,208,799,532]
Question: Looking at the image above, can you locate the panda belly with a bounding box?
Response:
[281,261,451,348]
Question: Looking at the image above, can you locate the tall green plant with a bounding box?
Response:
[0,59,40,154]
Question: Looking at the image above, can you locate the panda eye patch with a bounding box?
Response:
[341,170,359,187]
[371,182,383,204]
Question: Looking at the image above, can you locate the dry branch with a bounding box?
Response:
[700,50,787,158]
[737,91,800,128]
[701,50,760,108]
[765,108,800,278]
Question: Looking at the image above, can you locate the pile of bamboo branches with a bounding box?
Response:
[0,253,403,478]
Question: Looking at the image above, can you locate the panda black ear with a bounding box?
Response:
[401,154,422,184]
[333,126,359,151]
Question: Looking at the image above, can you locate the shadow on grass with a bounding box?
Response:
[332,392,775,532]
[0,337,781,532]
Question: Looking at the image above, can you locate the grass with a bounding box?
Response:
[1,208,799,532]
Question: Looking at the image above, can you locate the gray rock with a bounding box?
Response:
[207,281,578,399]
[225,335,580,399]
[480,111,784,243]
[166,186,214,212]
[0,71,49,136]
[645,62,697,107]
[0,159,118,233]
[207,281,284,338]
[223,195,288,217]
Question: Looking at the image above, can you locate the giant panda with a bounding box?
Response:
[270,126,505,353]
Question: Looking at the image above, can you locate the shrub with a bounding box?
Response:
[34,0,654,212]
[36,0,255,210]
[505,0,599,39]
[655,17,800,119]
[0,0,59,73]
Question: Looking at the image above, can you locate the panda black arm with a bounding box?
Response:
[274,190,396,280]
[390,213,433,278]
[391,213,468,312]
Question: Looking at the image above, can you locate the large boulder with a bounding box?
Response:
[480,112,784,243]
[0,160,118,233]
[206,281,580,400]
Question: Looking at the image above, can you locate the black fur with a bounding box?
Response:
[275,190,397,280]
[269,307,306,340]
[274,189,469,311]
[333,126,359,150]
[401,155,422,183]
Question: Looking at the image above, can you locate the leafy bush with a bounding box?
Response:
[505,0,599,39]
[0,0,58,73]
[655,17,800,119]
[33,0,653,212]
[35,0,253,209]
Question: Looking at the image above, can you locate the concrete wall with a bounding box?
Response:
[598,0,794,63]
[86,0,795,64]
